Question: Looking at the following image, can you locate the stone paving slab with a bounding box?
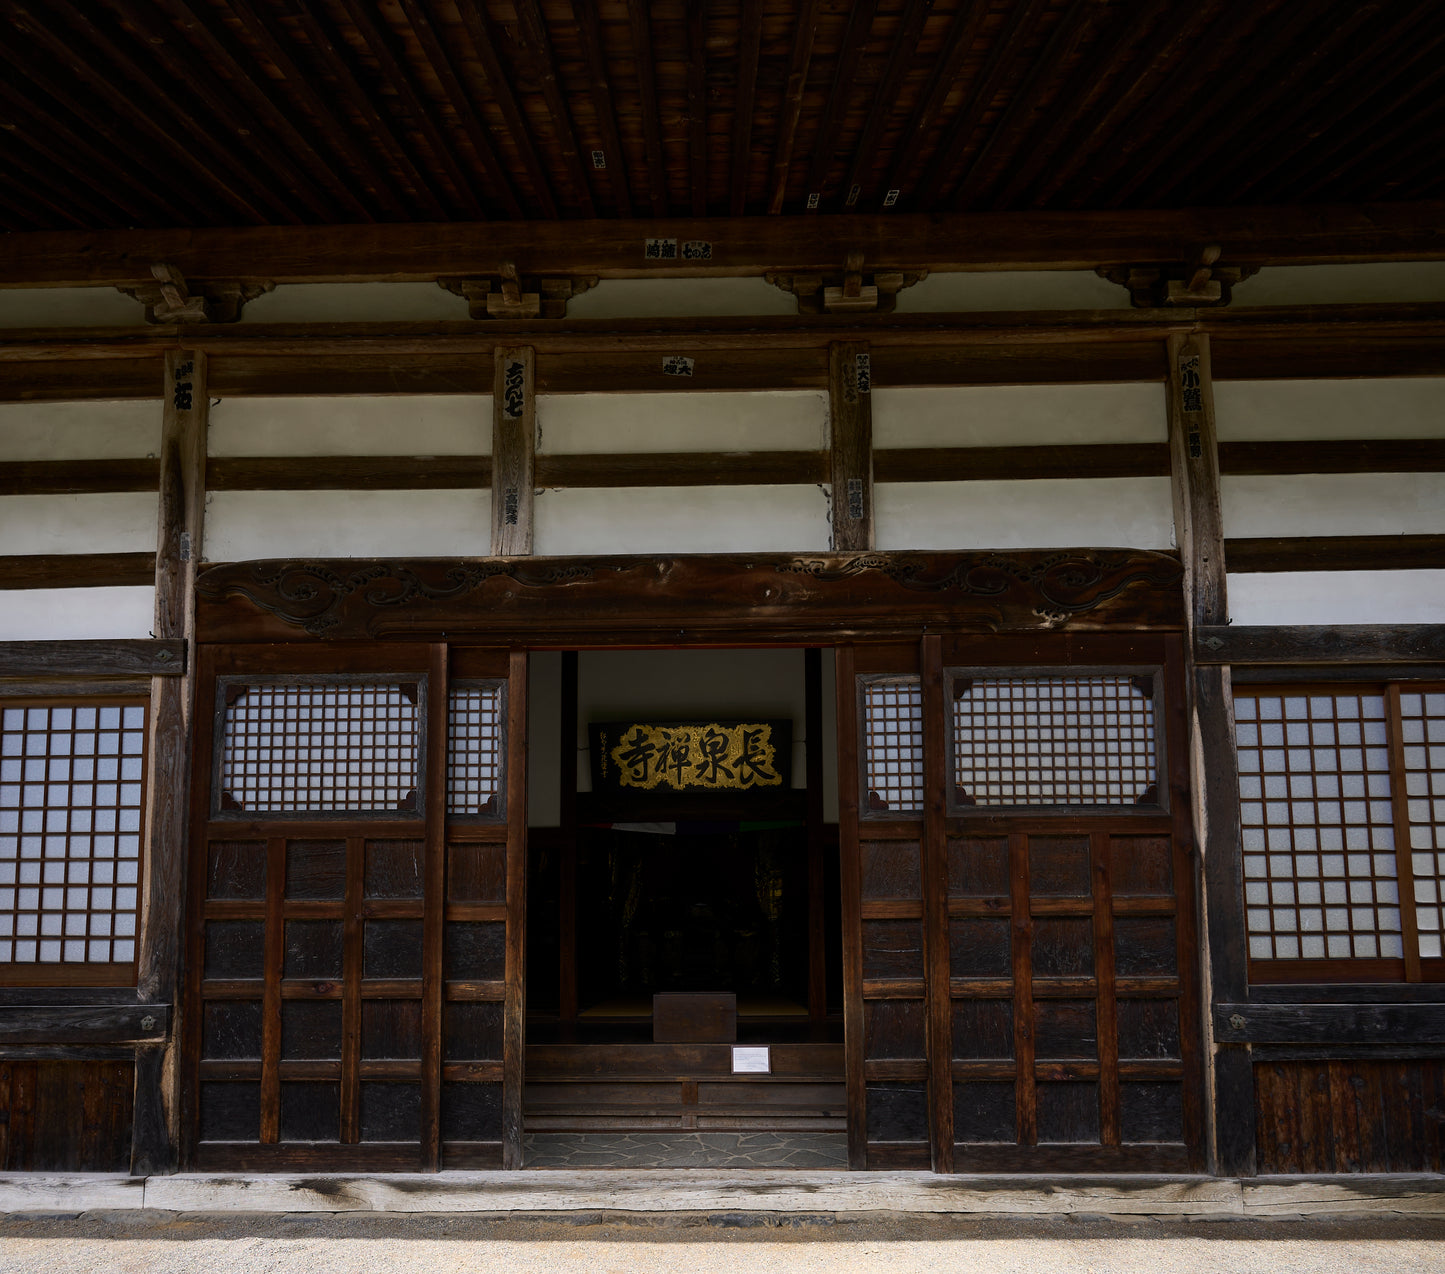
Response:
[1,1170,1443,1220]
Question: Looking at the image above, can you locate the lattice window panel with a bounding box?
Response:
[0,702,147,964]
[1236,690,1401,961]
[1399,688,1445,959]
[447,683,505,817]
[862,678,924,814]
[218,682,420,814]
[951,675,1158,807]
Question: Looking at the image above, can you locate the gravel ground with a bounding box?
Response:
[2,1212,1444,1274]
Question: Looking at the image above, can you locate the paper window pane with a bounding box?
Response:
[1235,689,1399,962]
[1398,686,1445,955]
[952,674,1157,807]
[0,702,147,965]
[862,679,924,814]
[446,683,505,817]
[219,682,420,813]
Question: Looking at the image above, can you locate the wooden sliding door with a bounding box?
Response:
[182,643,527,1171]
[838,634,1203,1172]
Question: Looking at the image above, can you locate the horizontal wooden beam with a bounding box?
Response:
[207,456,490,491]
[0,553,155,590]
[0,1004,169,1044]
[0,458,159,496]
[0,639,185,677]
[1225,534,1445,573]
[1219,439,1445,476]
[1197,624,1445,666]
[876,443,1168,483]
[3,202,1443,287]
[9,438,1443,499]
[1215,1002,1445,1045]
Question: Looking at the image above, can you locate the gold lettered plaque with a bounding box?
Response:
[590,720,792,793]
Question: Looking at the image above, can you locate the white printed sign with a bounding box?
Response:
[732,1046,771,1074]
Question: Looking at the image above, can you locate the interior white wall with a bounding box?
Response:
[1228,570,1445,625]
[534,485,830,556]
[1232,262,1445,308]
[537,390,826,454]
[0,492,157,554]
[0,399,159,459]
[1221,473,1445,538]
[203,489,491,561]
[875,477,1175,550]
[895,269,1128,312]
[209,395,489,456]
[240,283,472,323]
[0,287,148,328]
[1214,378,1445,440]
[0,587,156,639]
[873,383,1166,448]
[564,277,799,319]
[528,651,562,829]
[575,648,837,816]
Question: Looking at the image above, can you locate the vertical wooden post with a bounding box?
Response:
[132,348,207,1175]
[502,648,530,1168]
[558,651,579,1026]
[805,648,826,1026]
[492,346,536,556]
[835,644,867,1169]
[420,643,449,1170]
[920,635,954,1173]
[1166,331,1255,1175]
[828,341,873,552]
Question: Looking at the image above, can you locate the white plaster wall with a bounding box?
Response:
[536,391,826,454]
[1233,262,1445,308]
[209,395,489,457]
[576,649,837,808]
[0,288,148,328]
[564,278,798,319]
[0,493,157,554]
[875,477,1176,550]
[873,383,1167,448]
[1221,473,1445,538]
[240,283,472,323]
[533,485,830,556]
[528,651,562,829]
[203,489,491,561]
[0,587,156,639]
[0,400,159,460]
[1228,571,1445,625]
[895,269,1128,312]
[1214,378,1445,441]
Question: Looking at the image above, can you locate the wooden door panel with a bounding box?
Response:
[842,636,1203,1173]
[184,643,526,1172]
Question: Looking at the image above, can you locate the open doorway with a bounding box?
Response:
[523,647,844,1168]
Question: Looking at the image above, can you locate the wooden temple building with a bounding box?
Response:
[0,1,1442,1179]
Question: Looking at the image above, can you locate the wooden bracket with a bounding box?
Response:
[766,252,926,315]
[1098,246,1257,308]
[440,267,598,319]
[118,263,273,323]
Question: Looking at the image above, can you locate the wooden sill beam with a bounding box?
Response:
[0,639,185,677]
[1215,1002,1445,1044]
[1225,533,1445,573]
[1195,624,1445,665]
[1,201,1442,287]
[0,1004,169,1044]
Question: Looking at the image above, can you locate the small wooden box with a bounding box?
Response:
[653,992,737,1043]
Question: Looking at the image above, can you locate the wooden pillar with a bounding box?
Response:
[804,648,826,1026]
[132,349,207,1175]
[1166,331,1256,1176]
[828,341,873,551]
[920,634,954,1173]
[492,346,536,556]
[502,648,530,1168]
